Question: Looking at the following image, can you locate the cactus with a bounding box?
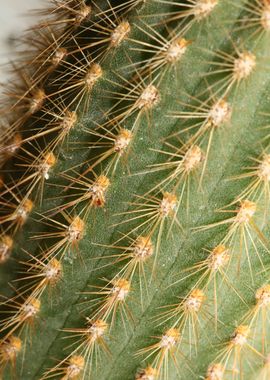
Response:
[1,0,270,379]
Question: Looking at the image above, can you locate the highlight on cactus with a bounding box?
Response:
[1,0,270,379]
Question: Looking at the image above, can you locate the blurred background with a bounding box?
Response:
[0,0,43,68]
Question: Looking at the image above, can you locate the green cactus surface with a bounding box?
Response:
[1,1,270,379]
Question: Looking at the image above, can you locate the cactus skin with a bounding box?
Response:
[1,0,270,379]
